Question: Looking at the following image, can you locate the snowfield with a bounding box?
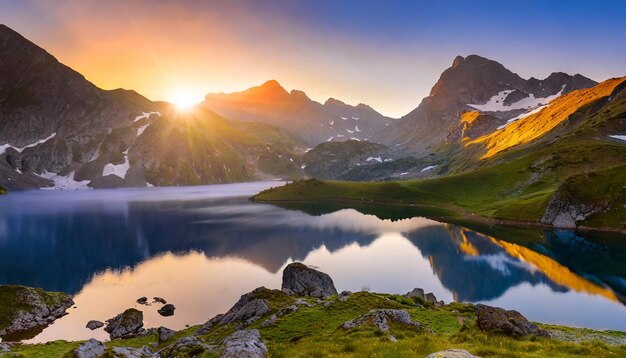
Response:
[609,135,626,142]
[102,150,130,179]
[468,85,565,112]
[39,171,91,190]
[0,132,57,155]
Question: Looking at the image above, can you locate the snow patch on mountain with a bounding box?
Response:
[0,132,57,155]
[421,165,437,172]
[497,105,547,129]
[136,124,150,137]
[102,150,130,179]
[134,111,161,122]
[468,85,565,112]
[609,135,626,142]
[366,156,383,163]
[39,171,91,190]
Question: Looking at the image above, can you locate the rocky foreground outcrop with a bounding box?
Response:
[476,304,549,337]
[0,285,74,340]
[281,262,338,297]
[7,263,560,357]
[104,308,145,339]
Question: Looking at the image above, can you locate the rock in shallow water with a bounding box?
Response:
[73,338,105,358]
[104,308,144,339]
[86,320,104,330]
[476,304,549,337]
[221,329,267,358]
[281,262,338,297]
[157,304,176,317]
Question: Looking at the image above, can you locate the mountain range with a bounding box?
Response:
[0,21,624,223]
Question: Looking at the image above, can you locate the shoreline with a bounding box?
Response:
[252,197,626,235]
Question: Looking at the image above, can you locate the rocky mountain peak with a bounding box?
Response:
[324,98,346,107]
[451,55,464,68]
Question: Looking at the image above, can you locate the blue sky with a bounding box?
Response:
[1,0,625,116]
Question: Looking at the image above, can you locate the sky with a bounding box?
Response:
[1,0,625,117]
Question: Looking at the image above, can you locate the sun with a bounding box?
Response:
[169,87,203,111]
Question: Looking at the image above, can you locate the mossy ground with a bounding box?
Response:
[4,291,626,357]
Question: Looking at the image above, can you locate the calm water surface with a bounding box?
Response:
[1,181,626,343]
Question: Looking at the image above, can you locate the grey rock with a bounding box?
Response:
[425,292,437,304]
[0,286,74,339]
[281,262,338,297]
[157,336,213,357]
[221,329,267,358]
[260,315,277,328]
[111,346,152,358]
[324,301,333,307]
[405,287,425,300]
[260,305,298,327]
[476,304,549,337]
[0,343,10,352]
[541,185,610,228]
[104,308,144,339]
[157,326,176,343]
[294,298,313,307]
[86,320,104,330]
[342,309,430,333]
[73,338,105,358]
[197,287,283,334]
[340,290,352,297]
[157,304,175,317]
[426,349,481,358]
[388,335,398,342]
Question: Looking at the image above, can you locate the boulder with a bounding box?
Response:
[156,336,213,357]
[153,297,167,304]
[86,320,104,330]
[111,346,152,358]
[0,286,74,339]
[73,338,105,358]
[196,292,271,334]
[104,308,144,339]
[426,349,481,358]
[476,304,549,337]
[425,292,437,304]
[260,305,298,327]
[342,309,431,333]
[294,298,313,307]
[281,262,337,297]
[0,343,10,352]
[405,288,425,300]
[157,304,176,317]
[157,326,176,343]
[221,329,267,358]
[136,297,148,305]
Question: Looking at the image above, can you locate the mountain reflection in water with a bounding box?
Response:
[1,183,626,342]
